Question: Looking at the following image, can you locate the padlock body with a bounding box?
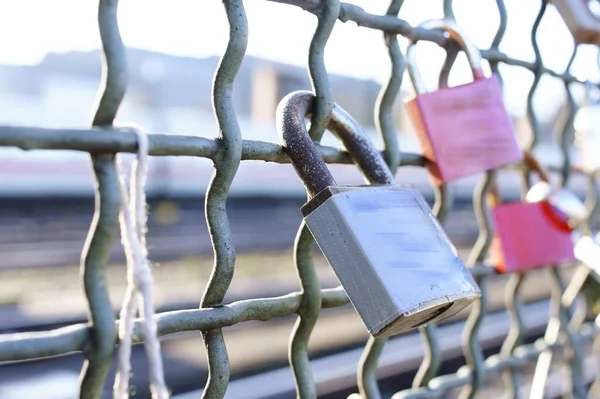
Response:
[301,185,481,338]
[490,201,576,273]
[405,75,522,185]
[549,0,600,44]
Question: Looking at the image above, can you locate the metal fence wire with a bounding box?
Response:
[1,0,600,398]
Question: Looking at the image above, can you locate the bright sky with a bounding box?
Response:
[1,0,599,119]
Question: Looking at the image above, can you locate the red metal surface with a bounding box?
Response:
[404,74,523,186]
[490,201,576,273]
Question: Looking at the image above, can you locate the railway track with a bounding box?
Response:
[0,264,584,399]
[0,198,484,270]
[176,299,555,399]
[0,195,598,398]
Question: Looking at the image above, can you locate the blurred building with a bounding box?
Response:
[0,47,558,144]
[0,48,424,199]
[0,47,567,200]
[0,48,413,140]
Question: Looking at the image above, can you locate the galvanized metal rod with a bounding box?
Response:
[391,324,598,399]
[411,31,459,391]
[555,269,587,399]
[373,0,405,175]
[0,125,427,166]
[357,337,385,399]
[78,0,126,397]
[287,3,339,394]
[557,47,589,399]
[0,126,219,157]
[590,312,600,397]
[530,268,585,399]
[523,0,546,154]
[357,2,406,395]
[198,1,248,398]
[500,272,526,399]
[458,170,497,399]
[526,2,588,397]
[443,0,454,20]
[584,166,600,219]
[558,47,579,187]
[0,287,349,363]
[289,224,321,398]
[490,0,508,85]
[489,1,525,396]
[266,0,594,85]
[526,3,564,397]
[305,0,339,142]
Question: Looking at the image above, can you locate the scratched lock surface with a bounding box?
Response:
[0,1,600,399]
[303,186,480,337]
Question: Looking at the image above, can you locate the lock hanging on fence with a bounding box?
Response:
[525,176,590,230]
[524,162,600,285]
[404,18,523,186]
[276,90,481,338]
[574,81,600,173]
[489,153,579,273]
[549,0,600,45]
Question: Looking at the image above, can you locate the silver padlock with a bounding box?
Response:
[276,91,481,338]
[574,81,600,173]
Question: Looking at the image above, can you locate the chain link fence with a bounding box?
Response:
[1,0,600,398]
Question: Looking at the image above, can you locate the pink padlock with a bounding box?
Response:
[404,19,523,186]
[489,153,576,273]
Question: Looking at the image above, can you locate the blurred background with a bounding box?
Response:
[1,1,600,398]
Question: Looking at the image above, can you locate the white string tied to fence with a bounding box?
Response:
[113,126,169,399]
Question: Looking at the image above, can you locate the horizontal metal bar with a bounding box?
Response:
[0,260,500,364]
[0,287,349,363]
[4,127,582,179]
[0,125,426,166]
[398,324,598,399]
[509,353,599,399]
[172,300,596,399]
[267,0,588,85]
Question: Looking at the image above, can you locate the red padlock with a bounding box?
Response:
[489,153,576,273]
[404,19,523,186]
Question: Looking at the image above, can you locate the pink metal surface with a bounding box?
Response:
[405,74,523,186]
[490,201,576,273]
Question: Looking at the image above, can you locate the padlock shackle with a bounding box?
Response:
[488,152,549,207]
[489,152,584,232]
[522,152,589,228]
[406,18,485,95]
[276,91,395,198]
